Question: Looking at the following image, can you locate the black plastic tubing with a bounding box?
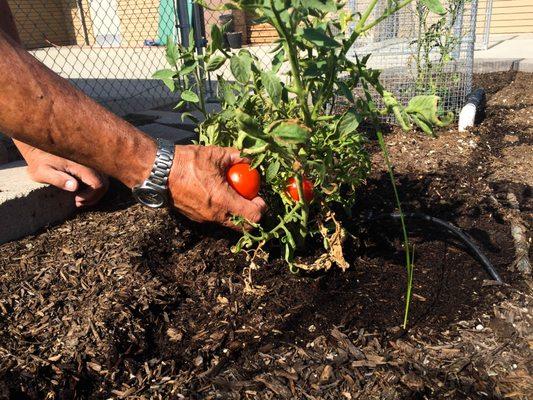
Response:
[367,212,503,284]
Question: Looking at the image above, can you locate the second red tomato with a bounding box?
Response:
[226,163,260,200]
[286,177,314,202]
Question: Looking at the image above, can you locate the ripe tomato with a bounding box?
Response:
[286,177,314,202]
[226,163,260,200]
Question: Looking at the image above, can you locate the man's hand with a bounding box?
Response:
[15,140,109,208]
[169,145,267,229]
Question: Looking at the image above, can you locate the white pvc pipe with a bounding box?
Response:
[458,88,486,132]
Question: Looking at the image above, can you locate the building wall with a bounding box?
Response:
[116,0,160,46]
[479,0,533,34]
[8,0,163,49]
[64,0,93,46]
[7,0,75,49]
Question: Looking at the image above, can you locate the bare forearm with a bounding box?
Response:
[0,30,156,188]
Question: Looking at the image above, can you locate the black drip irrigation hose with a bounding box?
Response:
[367,212,503,284]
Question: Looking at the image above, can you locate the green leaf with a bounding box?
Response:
[210,24,223,51]
[420,0,446,15]
[272,48,285,73]
[265,160,280,182]
[206,55,226,72]
[236,109,262,137]
[181,112,199,124]
[179,60,197,76]
[218,109,234,122]
[152,69,175,79]
[303,27,340,48]
[383,91,410,131]
[188,30,195,51]
[271,121,309,145]
[181,90,199,103]
[218,77,236,105]
[302,60,327,78]
[161,78,175,92]
[236,131,269,155]
[410,114,433,135]
[173,100,185,110]
[230,55,251,83]
[338,110,362,135]
[250,152,266,168]
[304,0,338,13]
[405,95,453,128]
[261,71,282,104]
[165,38,179,66]
[337,81,354,103]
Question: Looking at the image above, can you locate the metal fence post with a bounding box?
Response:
[176,0,191,48]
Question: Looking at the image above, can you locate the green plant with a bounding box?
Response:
[412,0,470,97]
[154,0,449,283]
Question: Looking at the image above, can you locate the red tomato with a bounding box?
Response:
[286,177,314,202]
[226,163,260,200]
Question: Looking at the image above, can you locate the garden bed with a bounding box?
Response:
[0,71,531,399]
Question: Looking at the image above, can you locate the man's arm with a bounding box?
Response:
[1,0,108,207]
[0,29,156,188]
[0,30,266,227]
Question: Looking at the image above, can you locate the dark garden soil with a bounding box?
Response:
[1,72,531,399]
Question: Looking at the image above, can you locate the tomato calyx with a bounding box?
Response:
[286,176,314,202]
[226,163,261,200]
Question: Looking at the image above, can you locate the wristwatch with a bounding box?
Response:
[132,138,175,208]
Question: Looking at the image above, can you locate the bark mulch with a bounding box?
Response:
[0,72,531,399]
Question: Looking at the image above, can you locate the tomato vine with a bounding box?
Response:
[154,0,451,274]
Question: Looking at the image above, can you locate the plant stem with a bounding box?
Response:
[194,63,206,115]
[376,131,413,329]
[261,202,303,242]
[269,0,313,126]
[295,175,309,242]
[312,53,337,118]
[359,0,414,33]
[354,0,379,32]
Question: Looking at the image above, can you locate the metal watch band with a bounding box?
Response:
[148,138,175,189]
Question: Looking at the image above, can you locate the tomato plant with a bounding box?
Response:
[155,0,450,274]
[227,163,261,200]
[286,177,314,203]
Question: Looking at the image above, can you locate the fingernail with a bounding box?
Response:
[65,180,76,191]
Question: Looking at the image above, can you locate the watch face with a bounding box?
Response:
[132,187,166,208]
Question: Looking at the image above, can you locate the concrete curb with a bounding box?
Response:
[0,116,197,245]
[518,59,533,73]
[0,161,77,244]
[473,58,533,73]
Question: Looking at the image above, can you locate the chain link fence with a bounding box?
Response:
[6,0,480,118]
[8,0,181,115]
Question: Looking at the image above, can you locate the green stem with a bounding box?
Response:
[194,63,206,115]
[359,0,414,33]
[354,0,379,32]
[312,53,337,118]
[269,0,313,126]
[376,131,413,329]
[261,202,303,242]
[295,175,309,242]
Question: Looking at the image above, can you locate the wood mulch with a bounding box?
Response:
[0,72,531,399]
